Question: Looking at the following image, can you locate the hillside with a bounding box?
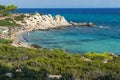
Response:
[0,39,120,80]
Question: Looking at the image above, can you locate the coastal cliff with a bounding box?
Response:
[24,13,71,30]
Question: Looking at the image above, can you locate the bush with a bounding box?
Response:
[85,52,113,60]
[14,14,26,21]
[0,38,12,44]
[0,18,19,26]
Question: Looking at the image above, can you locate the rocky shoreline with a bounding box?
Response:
[24,13,94,31]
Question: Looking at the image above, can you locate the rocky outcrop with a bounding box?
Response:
[88,22,94,27]
[24,13,71,30]
[24,13,94,31]
[70,21,94,27]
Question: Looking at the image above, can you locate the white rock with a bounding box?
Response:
[24,13,70,30]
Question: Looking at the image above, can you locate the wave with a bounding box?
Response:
[99,26,109,29]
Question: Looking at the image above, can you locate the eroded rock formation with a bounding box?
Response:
[24,13,71,30]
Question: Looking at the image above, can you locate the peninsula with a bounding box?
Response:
[0,12,94,47]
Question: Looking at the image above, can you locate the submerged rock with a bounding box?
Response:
[31,44,42,48]
[79,22,88,26]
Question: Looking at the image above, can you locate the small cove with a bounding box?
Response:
[23,26,120,54]
[18,8,120,54]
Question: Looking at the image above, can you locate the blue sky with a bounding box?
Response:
[0,0,120,8]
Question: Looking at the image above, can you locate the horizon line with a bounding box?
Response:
[18,7,120,9]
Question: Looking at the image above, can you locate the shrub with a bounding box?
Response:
[85,52,113,60]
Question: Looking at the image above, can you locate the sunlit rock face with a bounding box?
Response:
[24,13,70,30]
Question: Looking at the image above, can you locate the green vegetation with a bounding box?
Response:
[14,14,26,21]
[0,39,120,80]
[0,5,26,26]
[0,4,17,16]
[0,18,20,26]
[85,52,113,60]
[0,38,12,44]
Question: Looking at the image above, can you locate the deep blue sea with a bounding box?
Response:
[16,8,120,54]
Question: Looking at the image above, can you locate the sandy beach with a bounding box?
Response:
[11,29,31,48]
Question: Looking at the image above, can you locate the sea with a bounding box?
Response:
[16,8,120,54]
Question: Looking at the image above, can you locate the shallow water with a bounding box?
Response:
[23,26,120,54]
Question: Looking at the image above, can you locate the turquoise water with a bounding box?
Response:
[20,9,120,54]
